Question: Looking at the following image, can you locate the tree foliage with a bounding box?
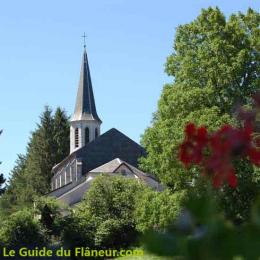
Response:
[0,155,27,215]
[0,106,70,215]
[34,196,66,237]
[61,208,97,250]
[135,189,187,233]
[165,7,260,112]
[143,190,260,259]
[62,176,144,250]
[0,130,6,196]
[140,85,233,189]
[0,210,47,248]
[24,106,69,195]
[140,7,260,222]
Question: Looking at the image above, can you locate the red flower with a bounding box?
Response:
[207,160,237,188]
[179,92,260,189]
[179,122,258,188]
[227,171,238,188]
[248,147,260,166]
[179,123,208,166]
[211,167,237,188]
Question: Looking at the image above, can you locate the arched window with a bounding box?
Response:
[95,128,98,139]
[75,128,79,148]
[85,127,89,144]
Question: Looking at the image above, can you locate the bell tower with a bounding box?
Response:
[70,47,102,154]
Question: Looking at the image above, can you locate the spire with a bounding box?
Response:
[71,49,102,122]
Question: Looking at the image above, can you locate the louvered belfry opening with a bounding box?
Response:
[85,127,90,144]
[75,128,79,148]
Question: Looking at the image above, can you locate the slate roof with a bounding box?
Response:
[71,48,101,122]
[52,128,146,174]
[90,158,157,180]
[50,162,161,206]
[54,175,92,206]
[90,158,124,173]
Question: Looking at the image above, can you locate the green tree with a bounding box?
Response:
[34,196,66,237]
[142,191,260,259]
[215,160,260,224]
[165,7,260,112]
[135,189,187,233]
[0,155,27,215]
[61,209,97,250]
[140,7,260,222]
[53,107,70,164]
[0,209,47,247]
[0,106,70,214]
[84,175,143,221]
[140,85,233,189]
[0,130,6,195]
[0,174,5,196]
[25,106,57,195]
[25,106,69,194]
[62,176,144,250]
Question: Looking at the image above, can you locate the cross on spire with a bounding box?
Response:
[82,33,87,49]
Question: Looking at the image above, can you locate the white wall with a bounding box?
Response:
[70,120,101,153]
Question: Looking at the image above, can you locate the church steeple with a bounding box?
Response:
[70,48,102,153]
[71,49,101,123]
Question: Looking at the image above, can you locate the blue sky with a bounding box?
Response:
[0,0,259,178]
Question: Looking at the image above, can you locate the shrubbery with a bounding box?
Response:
[0,176,186,252]
[135,189,187,233]
[62,176,146,250]
[0,210,47,248]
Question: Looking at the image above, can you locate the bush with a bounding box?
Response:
[0,209,47,247]
[61,209,96,250]
[34,196,66,237]
[61,175,144,250]
[135,189,187,233]
[95,219,137,249]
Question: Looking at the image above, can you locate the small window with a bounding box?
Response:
[75,128,79,148]
[70,167,72,182]
[121,169,127,175]
[85,127,90,144]
[95,128,98,139]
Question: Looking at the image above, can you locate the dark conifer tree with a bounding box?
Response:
[53,107,70,164]
[25,106,56,194]
[0,155,27,215]
[0,106,70,213]
[0,130,6,195]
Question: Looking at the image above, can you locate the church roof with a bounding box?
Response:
[52,128,146,174]
[49,159,161,206]
[90,158,126,173]
[71,48,101,122]
[90,157,158,181]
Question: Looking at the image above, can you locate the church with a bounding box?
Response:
[48,47,161,206]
